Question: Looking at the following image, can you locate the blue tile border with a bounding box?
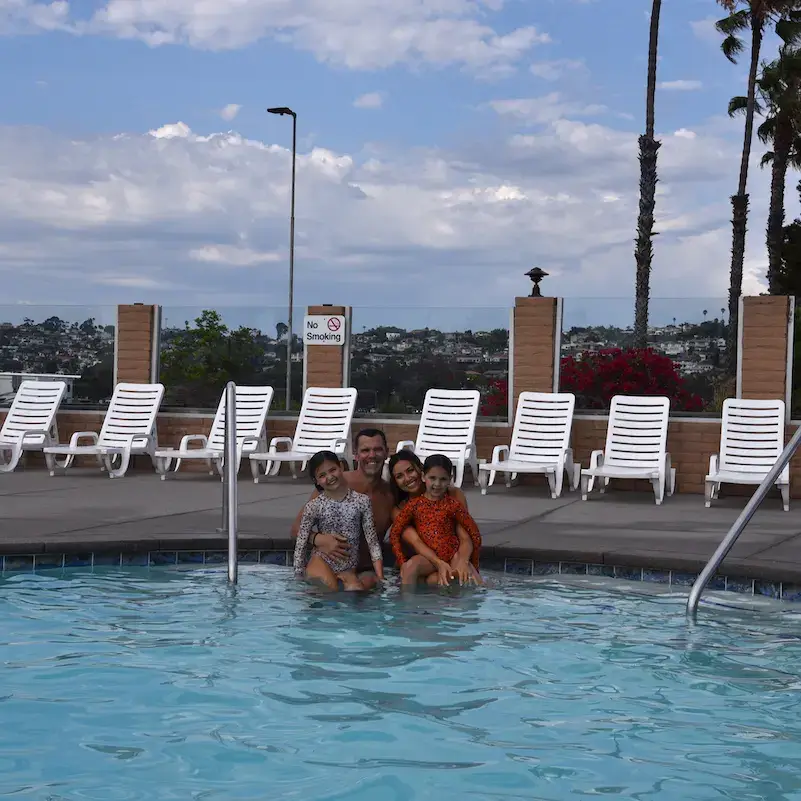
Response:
[2,551,801,602]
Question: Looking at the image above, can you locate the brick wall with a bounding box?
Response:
[116,304,156,384]
[512,297,556,404]
[740,295,790,401]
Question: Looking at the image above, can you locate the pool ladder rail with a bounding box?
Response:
[219,381,238,584]
[687,423,801,617]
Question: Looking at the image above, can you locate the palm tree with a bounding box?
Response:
[715,0,798,369]
[748,22,801,291]
[634,0,663,348]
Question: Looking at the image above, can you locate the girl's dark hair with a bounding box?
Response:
[387,449,424,505]
[423,454,454,477]
[307,450,341,491]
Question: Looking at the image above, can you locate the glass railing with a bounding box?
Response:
[159,306,305,410]
[350,307,510,418]
[559,298,731,413]
[0,305,116,407]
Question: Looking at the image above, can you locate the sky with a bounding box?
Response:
[0,0,795,331]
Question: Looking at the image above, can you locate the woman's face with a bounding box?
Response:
[392,459,423,496]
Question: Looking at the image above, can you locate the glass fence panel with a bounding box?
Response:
[0,305,116,407]
[160,306,305,410]
[560,298,730,413]
[350,307,510,417]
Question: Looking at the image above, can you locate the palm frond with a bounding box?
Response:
[716,9,750,36]
[721,33,746,62]
[758,116,777,142]
[761,150,775,166]
[776,17,801,45]
[728,95,751,116]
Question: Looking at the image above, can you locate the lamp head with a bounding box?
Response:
[267,107,295,116]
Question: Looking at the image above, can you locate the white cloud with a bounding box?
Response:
[530,59,584,81]
[490,93,606,125]
[658,79,703,91]
[353,92,385,109]
[690,17,720,45]
[7,0,549,74]
[189,244,281,266]
[220,103,241,121]
[0,99,782,313]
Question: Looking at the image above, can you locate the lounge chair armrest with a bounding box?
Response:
[179,434,208,450]
[69,431,99,447]
[397,440,415,453]
[490,445,509,463]
[268,436,293,452]
[708,453,719,475]
[589,449,604,470]
[239,436,261,449]
[18,428,54,446]
[332,438,348,455]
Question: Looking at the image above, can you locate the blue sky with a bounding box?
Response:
[0,0,791,329]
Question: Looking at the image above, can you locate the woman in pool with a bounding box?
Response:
[294,450,384,591]
[388,453,482,587]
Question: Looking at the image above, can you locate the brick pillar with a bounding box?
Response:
[303,305,348,390]
[512,297,559,406]
[739,295,793,403]
[114,304,160,384]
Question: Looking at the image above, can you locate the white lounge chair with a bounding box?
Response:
[397,388,480,488]
[478,392,579,498]
[44,382,164,479]
[249,387,357,483]
[580,395,676,505]
[705,398,790,511]
[154,385,274,480]
[0,380,67,473]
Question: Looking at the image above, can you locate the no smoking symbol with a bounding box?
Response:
[327,318,341,332]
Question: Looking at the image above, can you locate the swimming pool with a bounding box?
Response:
[2,567,801,800]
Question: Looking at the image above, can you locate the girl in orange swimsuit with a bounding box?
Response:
[389,454,482,587]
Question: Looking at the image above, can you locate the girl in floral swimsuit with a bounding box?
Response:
[294,451,384,591]
[389,454,482,587]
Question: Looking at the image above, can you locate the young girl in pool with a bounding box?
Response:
[294,451,384,591]
[389,454,482,587]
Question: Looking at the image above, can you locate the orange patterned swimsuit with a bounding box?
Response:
[389,495,481,568]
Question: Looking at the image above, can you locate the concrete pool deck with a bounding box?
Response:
[2,469,801,585]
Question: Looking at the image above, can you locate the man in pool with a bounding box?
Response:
[290,428,394,590]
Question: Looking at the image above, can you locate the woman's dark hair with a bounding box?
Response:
[423,453,454,478]
[307,450,341,491]
[387,449,424,505]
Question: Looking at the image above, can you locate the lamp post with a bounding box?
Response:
[267,106,297,411]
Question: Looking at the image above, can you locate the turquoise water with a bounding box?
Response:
[2,568,801,800]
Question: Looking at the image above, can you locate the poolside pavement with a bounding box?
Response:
[2,467,801,582]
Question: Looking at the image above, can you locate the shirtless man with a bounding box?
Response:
[290,428,395,590]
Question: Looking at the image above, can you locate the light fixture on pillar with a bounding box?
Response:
[525,267,548,297]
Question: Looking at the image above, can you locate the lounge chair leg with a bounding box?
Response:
[547,470,558,499]
[580,473,590,501]
[781,483,790,512]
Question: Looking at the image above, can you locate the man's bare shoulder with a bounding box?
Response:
[344,471,393,498]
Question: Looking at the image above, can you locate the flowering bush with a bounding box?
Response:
[479,348,704,415]
[481,378,508,416]
[560,348,704,411]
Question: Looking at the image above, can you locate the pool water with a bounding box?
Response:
[2,568,801,801]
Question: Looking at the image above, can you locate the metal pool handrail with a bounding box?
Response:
[223,382,238,584]
[687,423,801,617]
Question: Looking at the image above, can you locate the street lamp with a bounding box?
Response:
[267,106,297,411]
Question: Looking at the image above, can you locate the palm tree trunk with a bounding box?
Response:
[633,0,662,348]
[767,116,791,293]
[726,16,764,373]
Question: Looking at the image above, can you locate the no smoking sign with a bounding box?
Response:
[303,314,346,346]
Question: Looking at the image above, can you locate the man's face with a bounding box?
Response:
[355,435,388,478]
